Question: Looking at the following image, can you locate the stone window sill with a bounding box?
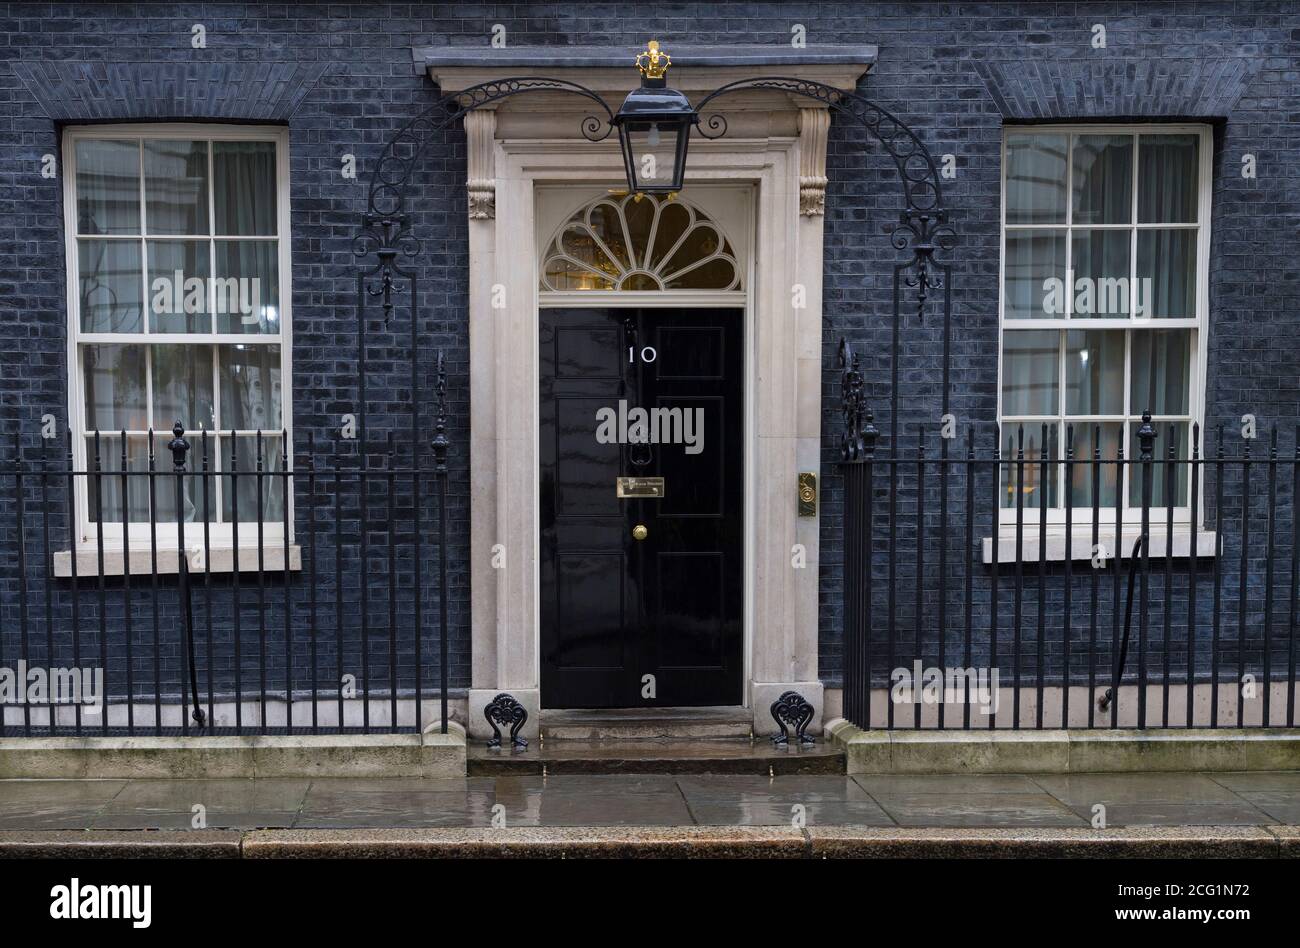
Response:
[53,544,302,578]
[980,530,1217,566]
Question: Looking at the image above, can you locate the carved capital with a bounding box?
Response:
[797,107,831,216]
[464,109,497,220]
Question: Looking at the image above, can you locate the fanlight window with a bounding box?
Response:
[541,194,741,291]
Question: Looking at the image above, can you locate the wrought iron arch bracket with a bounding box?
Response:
[356,78,616,272]
[349,77,619,443]
[695,77,957,316]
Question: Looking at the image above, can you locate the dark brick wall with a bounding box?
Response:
[0,2,1297,709]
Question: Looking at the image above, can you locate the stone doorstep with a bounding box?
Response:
[0,729,468,780]
[825,719,1300,774]
[0,825,1295,859]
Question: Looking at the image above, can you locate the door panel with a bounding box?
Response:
[540,307,744,708]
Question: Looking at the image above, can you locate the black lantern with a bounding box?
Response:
[613,41,697,194]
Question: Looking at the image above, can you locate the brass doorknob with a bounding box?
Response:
[632,524,648,540]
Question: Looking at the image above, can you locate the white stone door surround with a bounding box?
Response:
[423,46,876,738]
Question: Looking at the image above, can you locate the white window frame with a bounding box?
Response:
[60,123,294,562]
[996,123,1213,538]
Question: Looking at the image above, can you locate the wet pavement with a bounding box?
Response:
[2,771,1299,830]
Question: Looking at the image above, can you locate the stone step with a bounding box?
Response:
[539,706,754,741]
[468,738,844,776]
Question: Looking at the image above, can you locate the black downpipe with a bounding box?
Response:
[1099,534,1146,713]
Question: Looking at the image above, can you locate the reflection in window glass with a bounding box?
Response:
[1137,229,1196,318]
[144,140,209,235]
[213,141,277,236]
[219,345,282,432]
[1065,330,1124,415]
[1070,230,1129,317]
[1071,135,1132,225]
[1138,134,1198,224]
[1130,331,1191,416]
[1005,231,1065,319]
[75,140,140,235]
[79,240,143,333]
[1066,422,1122,507]
[1001,330,1059,416]
[1000,424,1059,509]
[1005,133,1067,224]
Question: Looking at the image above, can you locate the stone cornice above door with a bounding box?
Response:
[416,43,877,101]
[416,43,874,220]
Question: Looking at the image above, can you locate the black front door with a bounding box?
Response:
[540,307,744,708]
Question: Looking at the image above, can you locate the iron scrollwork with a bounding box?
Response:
[770,690,816,745]
[484,692,529,748]
[352,76,620,443]
[695,77,955,320]
[837,339,878,463]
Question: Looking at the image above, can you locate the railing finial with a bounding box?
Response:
[1137,410,1157,462]
[167,421,190,472]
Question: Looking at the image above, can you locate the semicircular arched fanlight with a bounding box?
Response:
[540,193,741,292]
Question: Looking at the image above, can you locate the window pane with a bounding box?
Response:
[213,141,277,236]
[144,140,209,235]
[1065,422,1122,508]
[83,344,146,432]
[1130,421,1189,508]
[1000,424,1059,509]
[220,434,284,523]
[85,433,153,523]
[1005,133,1067,224]
[1065,330,1124,415]
[1138,134,1198,224]
[1130,330,1191,416]
[75,140,139,235]
[1136,229,1196,318]
[1001,330,1059,415]
[147,240,210,333]
[213,241,280,333]
[1072,135,1132,225]
[78,239,143,333]
[1005,231,1065,319]
[152,345,215,433]
[219,344,282,431]
[1070,230,1130,317]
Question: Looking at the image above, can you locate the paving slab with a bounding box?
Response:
[853,774,1043,796]
[872,792,1087,828]
[687,798,895,826]
[676,774,874,799]
[486,788,694,826]
[1210,771,1300,792]
[0,778,127,829]
[1063,802,1273,826]
[1234,792,1300,824]
[491,774,680,794]
[93,778,310,829]
[295,786,489,828]
[1032,772,1245,805]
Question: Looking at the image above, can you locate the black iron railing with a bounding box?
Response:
[837,414,1300,730]
[0,418,454,738]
